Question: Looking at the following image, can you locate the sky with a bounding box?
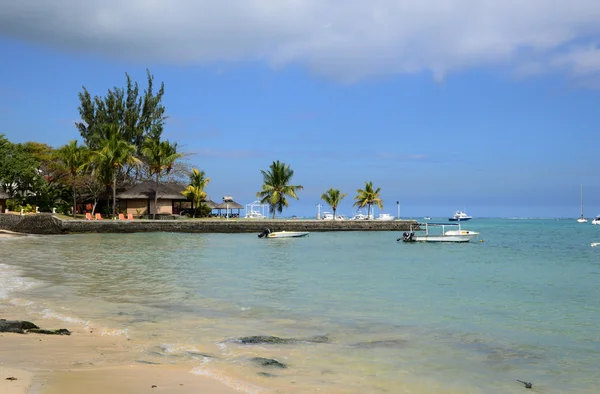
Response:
[1,0,600,218]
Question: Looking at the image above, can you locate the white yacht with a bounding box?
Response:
[322,212,345,220]
[449,210,472,221]
[375,213,395,221]
[592,216,600,225]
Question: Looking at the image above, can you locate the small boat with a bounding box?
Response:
[398,222,480,243]
[449,210,472,221]
[593,216,600,225]
[375,213,395,221]
[322,212,345,221]
[577,184,588,223]
[424,216,432,220]
[258,228,309,238]
[591,242,600,247]
[349,211,370,220]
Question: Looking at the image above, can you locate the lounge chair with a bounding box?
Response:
[95,213,103,220]
[85,212,94,220]
[118,213,126,220]
[127,213,134,220]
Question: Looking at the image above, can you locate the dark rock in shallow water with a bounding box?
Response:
[350,339,408,349]
[250,357,287,369]
[27,328,71,335]
[0,319,40,334]
[237,335,329,345]
[257,372,278,377]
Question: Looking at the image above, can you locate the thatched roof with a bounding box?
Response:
[214,200,244,209]
[202,200,219,209]
[116,181,187,200]
[0,190,9,199]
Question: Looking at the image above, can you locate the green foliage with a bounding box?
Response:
[76,70,166,154]
[354,181,383,218]
[182,168,210,218]
[55,140,90,217]
[256,160,303,219]
[321,188,347,219]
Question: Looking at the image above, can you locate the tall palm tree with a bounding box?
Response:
[93,124,140,217]
[353,181,383,219]
[321,188,347,220]
[55,140,89,218]
[256,160,303,219]
[181,168,210,218]
[142,138,183,219]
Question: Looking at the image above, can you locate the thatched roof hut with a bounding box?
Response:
[214,196,244,217]
[116,181,187,216]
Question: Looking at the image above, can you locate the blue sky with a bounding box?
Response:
[1,1,600,218]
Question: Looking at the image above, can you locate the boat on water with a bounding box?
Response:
[245,200,268,219]
[398,222,480,243]
[449,210,472,221]
[375,213,395,221]
[322,212,345,221]
[424,216,432,220]
[577,184,588,223]
[349,211,371,220]
[592,216,600,225]
[257,228,309,238]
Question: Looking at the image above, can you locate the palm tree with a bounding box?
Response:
[93,124,141,217]
[321,188,347,219]
[142,138,183,219]
[256,160,303,218]
[181,168,210,218]
[55,140,89,218]
[353,181,383,219]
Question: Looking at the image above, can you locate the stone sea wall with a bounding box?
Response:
[0,214,418,234]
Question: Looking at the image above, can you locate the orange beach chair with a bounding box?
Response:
[85,212,94,220]
[127,213,134,220]
[95,213,103,220]
[118,213,126,220]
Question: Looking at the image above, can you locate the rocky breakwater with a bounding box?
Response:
[60,218,419,233]
[1,214,419,234]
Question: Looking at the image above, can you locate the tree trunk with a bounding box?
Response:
[72,178,77,219]
[112,173,117,217]
[154,172,160,220]
[333,208,336,220]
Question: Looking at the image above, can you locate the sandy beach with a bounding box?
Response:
[0,319,240,394]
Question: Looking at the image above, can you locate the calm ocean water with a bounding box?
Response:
[2,219,600,393]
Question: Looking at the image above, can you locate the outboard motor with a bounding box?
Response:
[401,231,411,242]
[258,228,271,238]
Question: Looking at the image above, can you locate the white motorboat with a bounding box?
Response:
[449,210,472,221]
[322,212,345,220]
[258,228,309,238]
[398,222,480,243]
[592,216,600,225]
[577,184,588,223]
[245,201,268,219]
[349,210,373,220]
[424,216,432,220]
[375,213,395,221]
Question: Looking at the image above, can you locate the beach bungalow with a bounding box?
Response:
[116,181,187,216]
[0,190,8,213]
[215,196,244,218]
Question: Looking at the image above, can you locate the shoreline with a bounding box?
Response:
[0,317,242,394]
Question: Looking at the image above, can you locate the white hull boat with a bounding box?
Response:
[322,212,345,221]
[399,222,479,243]
[258,229,309,238]
[375,213,395,221]
[592,216,600,225]
[449,210,472,221]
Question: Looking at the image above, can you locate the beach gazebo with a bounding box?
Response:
[215,196,244,218]
[116,181,187,216]
[0,190,9,213]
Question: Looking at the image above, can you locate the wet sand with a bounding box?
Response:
[0,319,240,394]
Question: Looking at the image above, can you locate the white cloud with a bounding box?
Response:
[2,0,600,81]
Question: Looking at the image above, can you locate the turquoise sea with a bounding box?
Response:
[1,219,600,393]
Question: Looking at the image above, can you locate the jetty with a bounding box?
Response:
[0,214,418,235]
